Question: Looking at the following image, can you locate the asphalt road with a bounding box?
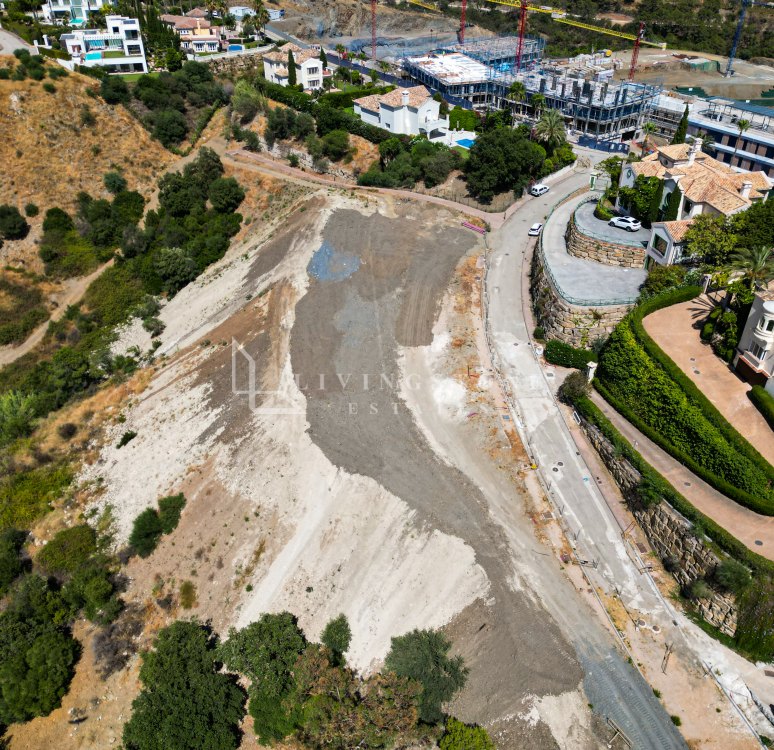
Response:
[486,166,688,749]
[0,26,34,54]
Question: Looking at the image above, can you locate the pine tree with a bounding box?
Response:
[320,46,327,69]
[671,105,688,144]
[664,187,682,221]
[287,50,297,86]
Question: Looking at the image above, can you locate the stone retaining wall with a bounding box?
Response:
[579,416,738,636]
[566,213,646,269]
[205,54,264,77]
[530,254,631,348]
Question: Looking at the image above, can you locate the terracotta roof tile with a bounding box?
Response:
[660,219,694,243]
[354,86,431,112]
[262,43,319,65]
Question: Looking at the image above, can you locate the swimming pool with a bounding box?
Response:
[228,44,243,52]
[456,138,476,149]
[85,51,102,61]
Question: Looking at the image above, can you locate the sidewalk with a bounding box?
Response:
[644,296,774,466]
[590,390,774,562]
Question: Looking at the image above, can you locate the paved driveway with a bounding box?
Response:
[0,27,34,54]
[574,201,651,246]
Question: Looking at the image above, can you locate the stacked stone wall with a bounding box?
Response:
[530,254,631,348]
[205,54,264,78]
[565,214,646,269]
[579,417,738,637]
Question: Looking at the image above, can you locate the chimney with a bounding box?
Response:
[401,90,409,107]
[687,137,702,166]
[741,180,752,199]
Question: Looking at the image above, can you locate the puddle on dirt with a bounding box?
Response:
[308,240,361,281]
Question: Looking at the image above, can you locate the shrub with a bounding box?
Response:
[117,430,137,448]
[0,529,27,596]
[104,171,128,195]
[714,559,751,594]
[533,326,545,340]
[321,129,350,161]
[384,629,467,724]
[288,153,299,168]
[736,580,774,660]
[0,205,29,240]
[42,207,74,234]
[320,613,351,666]
[42,82,56,93]
[0,389,37,446]
[151,109,188,147]
[687,579,711,600]
[80,104,96,126]
[24,203,39,217]
[640,264,687,298]
[700,322,714,341]
[36,525,97,576]
[440,717,495,750]
[558,371,590,404]
[208,177,245,213]
[670,715,682,727]
[155,246,198,294]
[100,75,130,105]
[179,580,196,608]
[544,340,597,369]
[158,493,186,534]
[128,508,163,558]
[749,386,774,432]
[593,201,614,221]
[57,422,77,440]
[231,79,263,122]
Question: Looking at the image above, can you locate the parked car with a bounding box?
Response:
[609,216,642,232]
[528,223,543,236]
[529,184,549,197]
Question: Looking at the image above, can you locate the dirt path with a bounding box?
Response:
[643,295,774,466]
[590,390,774,561]
[0,261,112,368]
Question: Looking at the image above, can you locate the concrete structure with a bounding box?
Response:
[41,0,106,25]
[735,297,774,393]
[262,43,331,91]
[618,140,773,267]
[353,85,448,137]
[649,92,691,140]
[60,16,147,74]
[402,44,659,141]
[688,98,774,177]
[160,15,220,54]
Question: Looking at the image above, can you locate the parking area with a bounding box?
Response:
[574,201,651,247]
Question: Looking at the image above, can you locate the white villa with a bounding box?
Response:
[160,15,220,54]
[60,16,147,74]
[41,0,107,25]
[353,86,449,137]
[263,43,331,91]
[735,296,774,393]
[617,140,772,267]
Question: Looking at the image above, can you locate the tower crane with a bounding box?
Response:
[725,0,768,77]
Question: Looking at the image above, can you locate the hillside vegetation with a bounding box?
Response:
[0,55,174,216]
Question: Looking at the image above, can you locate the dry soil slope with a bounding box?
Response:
[0,56,174,215]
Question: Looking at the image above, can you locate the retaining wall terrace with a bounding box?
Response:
[579,415,738,637]
[565,213,647,269]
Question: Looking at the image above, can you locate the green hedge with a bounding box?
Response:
[749,386,774,432]
[597,285,774,515]
[318,84,394,109]
[544,340,597,369]
[573,393,774,578]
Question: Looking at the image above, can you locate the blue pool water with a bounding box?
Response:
[228,44,243,51]
[456,138,476,149]
[85,52,103,60]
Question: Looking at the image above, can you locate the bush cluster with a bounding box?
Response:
[0,276,48,346]
[749,385,774,431]
[128,493,186,557]
[544,340,597,369]
[359,137,461,189]
[596,286,774,515]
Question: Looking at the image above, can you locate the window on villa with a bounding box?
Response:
[654,234,668,256]
[683,200,692,214]
[750,341,768,360]
[767,319,774,332]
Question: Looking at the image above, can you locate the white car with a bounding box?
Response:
[529,184,550,197]
[609,215,642,232]
[528,223,543,236]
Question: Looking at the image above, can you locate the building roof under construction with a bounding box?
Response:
[405,53,491,86]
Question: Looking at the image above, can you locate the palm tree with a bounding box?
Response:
[726,246,774,290]
[508,80,526,118]
[335,43,346,59]
[534,108,566,150]
[734,118,751,159]
[250,0,269,34]
[641,121,656,154]
[530,92,545,118]
[690,130,716,155]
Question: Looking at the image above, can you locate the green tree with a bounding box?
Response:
[104,171,128,195]
[220,612,307,743]
[0,390,37,446]
[0,205,29,240]
[208,177,246,213]
[734,118,751,158]
[155,246,199,294]
[288,50,297,86]
[671,105,688,144]
[641,264,687,297]
[42,207,75,234]
[152,109,189,147]
[641,121,657,154]
[533,108,566,150]
[663,185,682,221]
[231,79,263,123]
[128,508,164,558]
[726,246,774,290]
[384,629,467,724]
[251,0,269,33]
[36,525,96,576]
[440,717,495,750]
[123,621,246,750]
[379,137,404,165]
[648,177,664,224]
[158,493,186,534]
[320,46,328,68]
[321,613,351,666]
[618,175,660,224]
[321,129,350,161]
[100,75,130,105]
[558,370,590,404]
[507,80,526,116]
[0,529,27,597]
[530,92,545,117]
[683,214,736,266]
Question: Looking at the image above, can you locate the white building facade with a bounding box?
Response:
[353,86,448,136]
[160,15,220,54]
[735,297,774,393]
[262,43,331,91]
[60,16,147,74]
[41,0,107,25]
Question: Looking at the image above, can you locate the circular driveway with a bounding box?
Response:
[574,201,651,246]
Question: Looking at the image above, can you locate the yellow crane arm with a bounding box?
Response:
[405,0,442,12]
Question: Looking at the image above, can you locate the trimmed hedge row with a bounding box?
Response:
[318,84,395,109]
[749,385,774,432]
[544,340,597,369]
[597,285,774,516]
[574,393,774,578]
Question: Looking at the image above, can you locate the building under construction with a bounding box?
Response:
[401,39,661,141]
